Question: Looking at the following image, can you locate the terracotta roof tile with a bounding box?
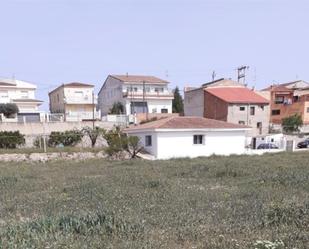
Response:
[205,87,269,104]
[125,116,250,131]
[111,75,169,84]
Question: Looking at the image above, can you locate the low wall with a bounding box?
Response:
[0,121,115,135]
[136,113,179,123]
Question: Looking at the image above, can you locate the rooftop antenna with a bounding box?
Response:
[126,72,129,77]
[212,70,216,81]
[237,65,249,86]
[165,70,169,78]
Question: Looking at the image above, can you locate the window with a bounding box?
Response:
[145,87,150,92]
[0,90,8,98]
[257,122,262,128]
[239,121,245,125]
[259,105,265,111]
[275,96,284,104]
[155,87,164,93]
[161,108,168,113]
[152,108,157,113]
[21,90,29,98]
[133,87,138,92]
[145,135,152,146]
[307,107,309,113]
[250,106,255,115]
[239,106,245,111]
[193,135,203,145]
[272,109,280,115]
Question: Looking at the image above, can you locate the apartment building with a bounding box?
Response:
[184,78,244,117]
[204,87,270,136]
[0,78,43,121]
[49,83,100,121]
[97,75,174,116]
[260,80,309,125]
[265,85,309,124]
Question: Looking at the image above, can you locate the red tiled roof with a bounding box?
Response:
[125,116,250,131]
[49,82,94,95]
[269,85,293,92]
[111,75,169,84]
[63,82,94,88]
[205,87,269,104]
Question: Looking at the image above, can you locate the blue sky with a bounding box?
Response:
[1,0,309,110]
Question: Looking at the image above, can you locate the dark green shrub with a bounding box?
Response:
[103,126,143,158]
[0,131,25,149]
[282,114,303,133]
[0,103,19,118]
[48,130,83,147]
[109,102,125,114]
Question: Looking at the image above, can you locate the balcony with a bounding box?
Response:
[64,96,97,105]
[122,90,173,100]
[65,111,101,122]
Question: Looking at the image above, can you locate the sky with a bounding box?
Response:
[1,0,309,110]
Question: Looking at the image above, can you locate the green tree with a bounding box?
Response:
[172,87,184,114]
[0,103,19,118]
[125,136,143,158]
[109,102,125,114]
[82,126,106,148]
[282,114,303,133]
[102,126,143,158]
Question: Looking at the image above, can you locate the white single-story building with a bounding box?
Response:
[125,116,251,159]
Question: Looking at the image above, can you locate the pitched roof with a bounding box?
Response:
[110,75,169,84]
[205,87,269,104]
[63,82,94,88]
[261,80,309,91]
[49,82,94,95]
[125,116,250,132]
[0,78,37,89]
[269,85,293,92]
[12,98,43,103]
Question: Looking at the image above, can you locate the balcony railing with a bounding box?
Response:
[123,90,173,99]
[64,96,97,104]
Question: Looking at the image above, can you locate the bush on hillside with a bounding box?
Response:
[0,131,25,149]
[48,130,83,147]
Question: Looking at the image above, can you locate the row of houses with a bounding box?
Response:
[1,75,308,130]
[0,75,174,122]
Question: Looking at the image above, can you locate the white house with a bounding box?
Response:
[97,75,174,116]
[0,78,43,122]
[125,116,251,159]
[48,83,100,122]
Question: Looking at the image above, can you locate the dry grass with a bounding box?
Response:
[0,152,308,248]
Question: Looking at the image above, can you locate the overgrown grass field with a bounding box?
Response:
[0,152,308,248]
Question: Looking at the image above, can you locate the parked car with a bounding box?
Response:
[297,139,309,149]
[257,143,279,150]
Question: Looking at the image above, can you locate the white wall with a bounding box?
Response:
[128,129,247,159]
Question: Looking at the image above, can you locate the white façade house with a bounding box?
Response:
[0,78,43,122]
[97,75,174,116]
[125,116,251,159]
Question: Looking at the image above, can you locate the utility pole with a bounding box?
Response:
[92,91,95,129]
[212,71,216,81]
[237,65,249,85]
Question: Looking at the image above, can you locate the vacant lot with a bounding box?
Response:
[0,152,308,248]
